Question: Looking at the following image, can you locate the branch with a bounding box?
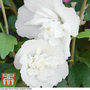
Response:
[10,0,17,16]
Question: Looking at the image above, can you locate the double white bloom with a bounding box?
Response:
[14,40,68,87]
[14,0,80,87]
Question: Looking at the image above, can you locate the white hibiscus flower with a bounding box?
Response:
[14,40,68,87]
[16,0,80,38]
[15,0,80,58]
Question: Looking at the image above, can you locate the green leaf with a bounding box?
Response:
[15,78,28,87]
[0,67,20,87]
[77,56,90,68]
[0,33,17,59]
[75,1,83,12]
[77,29,90,39]
[0,63,13,74]
[84,2,90,21]
[71,0,89,3]
[3,0,17,9]
[87,0,90,4]
[78,50,90,67]
[68,63,90,87]
[8,52,13,58]
[14,41,24,53]
[80,50,90,58]
[57,79,68,87]
[76,38,90,50]
[68,63,82,87]
[89,38,90,41]
[64,2,71,8]
[3,0,11,7]
[8,15,17,28]
[74,49,90,68]
[0,61,5,63]
[15,81,27,87]
[71,0,82,2]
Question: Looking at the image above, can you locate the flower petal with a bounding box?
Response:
[37,69,50,81]
[49,37,60,47]
[61,34,71,59]
[15,5,40,38]
[45,61,68,86]
[20,64,34,87]
[14,40,68,87]
[14,49,24,69]
[19,54,28,65]
[24,0,55,13]
[56,61,69,79]
[54,0,80,37]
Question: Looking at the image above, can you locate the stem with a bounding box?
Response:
[0,0,15,58]
[5,7,11,9]
[12,51,15,58]
[70,38,76,67]
[0,7,11,11]
[0,22,5,33]
[10,0,17,16]
[71,38,76,60]
[79,0,87,19]
[0,0,9,34]
[68,59,74,63]
[70,0,87,67]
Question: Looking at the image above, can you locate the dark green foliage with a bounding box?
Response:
[0,33,17,59]
[0,63,13,75]
[57,79,68,87]
[68,63,90,87]
[84,2,90,21]
[8,15,17,28]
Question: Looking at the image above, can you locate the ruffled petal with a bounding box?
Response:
[15,5,40,38]
[14,49,24,69]
[49,37,60,47]
[61,34,71,59]
[37,69,50,81]
[24,0,55,13]
[43,61,68,87]
[20,64,34,87]
[14,40,68,87]
[19,54,28,64]
[54,0,80,37]
[55,61,69,79]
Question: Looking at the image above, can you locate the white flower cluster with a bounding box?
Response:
[14,0,80,88]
